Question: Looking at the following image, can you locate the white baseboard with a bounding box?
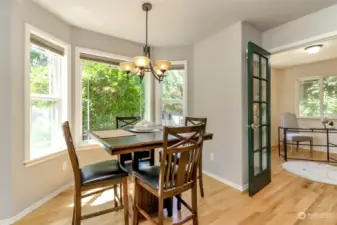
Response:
[0,182,73,225]
[203,170,248,192]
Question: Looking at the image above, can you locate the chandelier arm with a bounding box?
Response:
[125,69,140,79]
[149,62,165,82]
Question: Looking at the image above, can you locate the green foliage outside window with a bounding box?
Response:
[82,60,145,139]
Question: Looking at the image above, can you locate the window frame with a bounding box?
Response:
[24,24,71,164]
[295,75,337,119]
[155,60,188,125]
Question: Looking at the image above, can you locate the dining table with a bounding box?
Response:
[90,128,214,217]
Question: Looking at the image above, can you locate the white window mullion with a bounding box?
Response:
[31,94,60,101]
[319,77,324,119]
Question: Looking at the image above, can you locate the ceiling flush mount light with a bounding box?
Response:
[305,44,323,55]
[120,3,171,83]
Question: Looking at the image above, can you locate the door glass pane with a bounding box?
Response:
[261,80,266,102]
[261,103,266,124]
[262,149,268,170]
[253,78,259,101]
[253,103,259,126]
[253,126,260,150]
[253,151,261,175]
[261,57,267,79]
[253,54,259,77]
[262,126,267,147]
[254,149,268,175]
[162,103,183,126]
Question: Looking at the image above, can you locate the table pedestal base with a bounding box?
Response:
[138,185,173,218]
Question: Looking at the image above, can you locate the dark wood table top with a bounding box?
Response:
[90,129,214,155]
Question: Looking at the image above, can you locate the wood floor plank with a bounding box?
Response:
[15,148,337,225]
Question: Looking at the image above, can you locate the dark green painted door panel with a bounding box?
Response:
[247,42,271,196]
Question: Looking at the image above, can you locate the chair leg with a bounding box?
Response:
[199,158,205,198]
[290,140,293,153]
[296,141,299,152]
[310,140,313,157]
[166,198,173,217]
[150,149,155,166]
[123,178,129,225]
[158,197,164,225]
[72,204,75,225]
[120,183,123,205]
[133,179,139,225]
[192,180,199,225]
[74,190,81,225]
[177,194,182,211]
[113,185,118,207]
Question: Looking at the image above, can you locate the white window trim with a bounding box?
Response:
[24,24,71,165]
[74,47,153,146]
[155,60,188,124]
[295,75,337,119]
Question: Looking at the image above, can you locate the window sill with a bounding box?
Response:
[297,117,321,120]
[23,144,101,167]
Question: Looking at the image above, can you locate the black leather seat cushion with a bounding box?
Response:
[133,165,176,189]
[81,160,128,186]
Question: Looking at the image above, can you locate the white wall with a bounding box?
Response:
[194,22,243,187]
[262,4,337,51]
[0,0,13,220]
[7,0,145,219]
[276,59,337,152]
[271,69,281,146]
[194,21,261,189]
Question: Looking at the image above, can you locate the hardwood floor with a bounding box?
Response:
[15,149,337,225]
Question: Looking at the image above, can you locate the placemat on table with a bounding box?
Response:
[92,130,136,138]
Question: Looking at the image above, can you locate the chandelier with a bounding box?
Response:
[119,3,171,83]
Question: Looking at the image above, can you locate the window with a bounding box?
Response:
[27,27,70,161]
[80,53,145,141]
[297,76,337,117]
[158,61,187,125]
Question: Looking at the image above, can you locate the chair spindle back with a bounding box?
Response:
[116,116,141,128]
[160,124,206,192]
[185,117,207,127]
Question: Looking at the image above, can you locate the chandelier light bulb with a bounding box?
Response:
[134,56,150,68]
[120,62,134,72]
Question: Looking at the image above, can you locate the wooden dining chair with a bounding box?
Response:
[185,117,207,198]
[132,124,206,225]
[62,121,129,225]
[116,116,155,167]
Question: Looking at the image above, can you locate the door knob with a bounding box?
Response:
[246,123,260,129]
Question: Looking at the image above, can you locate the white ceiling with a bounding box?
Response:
[33,0,337,46]
[271,38,337,68]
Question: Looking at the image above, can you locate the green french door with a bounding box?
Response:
[247,42,271,196]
